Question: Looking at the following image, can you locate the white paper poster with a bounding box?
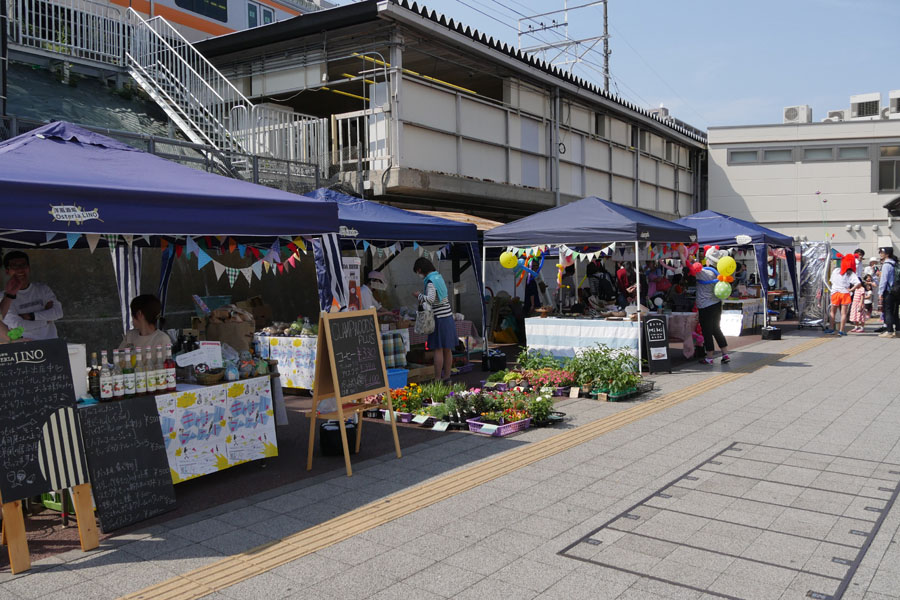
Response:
[342,257,362,311]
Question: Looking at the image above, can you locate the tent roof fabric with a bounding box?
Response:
[674,210,794,248]
[0,122,339,246]
[303,188,477,243]
[482,196,698,247]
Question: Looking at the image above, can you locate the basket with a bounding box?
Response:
[466,416,531,437]
[195,369,225,385]
[380,409,413,423]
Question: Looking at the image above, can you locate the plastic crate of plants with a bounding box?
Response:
[467,409,531,437]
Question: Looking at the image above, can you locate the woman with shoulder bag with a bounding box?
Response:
[411,258,455,382]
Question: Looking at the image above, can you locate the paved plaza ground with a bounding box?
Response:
[3,329,900,599]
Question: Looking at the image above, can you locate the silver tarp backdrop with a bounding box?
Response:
[799,241,830,328]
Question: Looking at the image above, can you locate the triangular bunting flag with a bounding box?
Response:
[216,236,226,243]
[175,244,183,258]
[418,246,424,257]
[142,235,151,245]
[363,241,370,252]
[122,235,134,246]
[186,237,200,257]
[250,246,261,260]
[66,233,80,249]
[287,242,298,254]
[287,255,296,268]
[160,239,169,253]
[226,267,239,287]
[270,241,282,263]
[228,238,237,254]
[86,234,101,254]
[213,262,226,281]
[277,263,284,274]
[413,242,419,250]
[238,244,246,258]
[251,261,263,280]
[46,233,57,243]
[197,249,213,270]
[105,234,118,247]
[241,267,253,285]
[263,262,271,274]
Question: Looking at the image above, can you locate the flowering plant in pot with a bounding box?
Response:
[527,393,555,426]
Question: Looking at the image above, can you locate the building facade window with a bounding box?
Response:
[728,150,758,164]
[838,146,869,160]
[803,147,833,161]
[174,0,227,22]
[593,113,606,138]
[248,2,274,27]
[763,149,793,163]
[879,145,900,191]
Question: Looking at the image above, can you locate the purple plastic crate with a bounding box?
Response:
[466,417,532,437]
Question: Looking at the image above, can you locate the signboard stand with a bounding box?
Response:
[643,314,672,374]
[306,309,401,477]
[0,340,100,572]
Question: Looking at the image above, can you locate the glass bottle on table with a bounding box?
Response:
[99,350,113,401]
[145,346,157,393]
[134,347,147,396]
[88,352,101,400]
[153,346,166,394]
[164,344,177,392]
[112,349,124,399]
[122,347,136,398]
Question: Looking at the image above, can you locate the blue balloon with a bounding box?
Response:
[517,258,525,268]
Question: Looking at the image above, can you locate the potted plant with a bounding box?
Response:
[528,393,555,427]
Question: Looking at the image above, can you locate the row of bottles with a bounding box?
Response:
[87,345,176,402]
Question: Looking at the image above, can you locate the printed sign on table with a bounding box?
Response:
[156,376,277,483]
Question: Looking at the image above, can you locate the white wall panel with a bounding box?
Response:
[612,148,634,177]
[585,171,610,198]
[659,188,675,214]
[609,118,629,146]
[459,98,506,144]
[402,80,455,131]
[402,125,457,173]
[678,193,693,216]
[659,164,675,189]
[639,156,656,184]
[612,176,633,204]
[638,183,656,210]
[459,139,506,183]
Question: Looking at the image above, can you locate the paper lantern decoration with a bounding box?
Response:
[499,251,518,269]
[717,256,736,277]
[714,281,732,300]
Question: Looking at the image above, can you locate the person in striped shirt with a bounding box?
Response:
[412,258,455,382]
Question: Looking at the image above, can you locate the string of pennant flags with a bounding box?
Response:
[51,231,455,288]
[361,240,452,261]
[504,242,723,262]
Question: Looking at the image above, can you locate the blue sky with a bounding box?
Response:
[336,0,898,130]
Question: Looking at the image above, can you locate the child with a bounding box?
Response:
[827,253,861,336]
[849,282,866,333]
[863,275,874,324]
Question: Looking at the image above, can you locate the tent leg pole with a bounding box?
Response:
[635,240,642,372]
[481,245,488,354]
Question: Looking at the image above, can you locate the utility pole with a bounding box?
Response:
[517,0,608,74]
[602,0,609,92]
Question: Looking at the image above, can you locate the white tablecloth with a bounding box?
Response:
[721,298,764,336]
[525,317,639,358]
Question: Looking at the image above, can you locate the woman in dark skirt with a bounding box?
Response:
[412,258,456,382]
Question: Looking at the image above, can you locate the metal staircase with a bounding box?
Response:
[124,8,328,171]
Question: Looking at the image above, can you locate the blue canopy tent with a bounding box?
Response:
[303,188,486,331]
[675,210,799,324]
[483,196,699,361]
[0,122,344,332]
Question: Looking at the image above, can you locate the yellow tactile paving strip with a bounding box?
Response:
[123,336,831,600]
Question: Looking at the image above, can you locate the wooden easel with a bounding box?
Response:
[306,310,402,477]
[0,483,98,573]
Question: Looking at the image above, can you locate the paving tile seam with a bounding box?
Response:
[119,336,832,600]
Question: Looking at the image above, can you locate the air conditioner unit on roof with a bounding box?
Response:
[850,92,881,119]
[783,105,812,124]
[826,109,848,121]
[889,90,900,119]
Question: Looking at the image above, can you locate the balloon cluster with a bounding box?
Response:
[691,248,737,300]
[499,251,545,287]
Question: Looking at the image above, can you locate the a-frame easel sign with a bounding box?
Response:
[0,340,99,573]
[306,309,401,477]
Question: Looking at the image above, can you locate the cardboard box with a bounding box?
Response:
[205,321,255,352]
[236,297,273,329]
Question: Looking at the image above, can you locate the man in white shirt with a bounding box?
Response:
[359,271,385,312]
[2,251,63,340]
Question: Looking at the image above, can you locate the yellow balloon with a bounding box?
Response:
[499,251,518,269]
[717,255,736,277]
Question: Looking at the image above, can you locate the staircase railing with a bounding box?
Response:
[6,0,125,65]
[125,8,329,171]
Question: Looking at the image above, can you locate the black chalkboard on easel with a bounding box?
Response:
[643,315,672,374]
[0,339,89,503]
[79,396,176,532]
[326,312,387,399]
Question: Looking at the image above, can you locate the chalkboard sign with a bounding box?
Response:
[79,396,176,532]
[643,315,671,374]
[0,340,89,503]
[326,312,387,399]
